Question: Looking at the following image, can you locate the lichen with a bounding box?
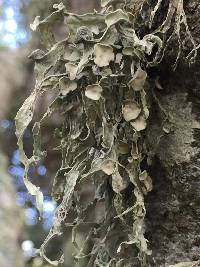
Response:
[15,1,198,266]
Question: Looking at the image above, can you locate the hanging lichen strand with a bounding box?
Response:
[15,0,197,266]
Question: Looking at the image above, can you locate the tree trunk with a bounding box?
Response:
[145,1,200,265]
[0,154,24,267]
[68,0,100,13]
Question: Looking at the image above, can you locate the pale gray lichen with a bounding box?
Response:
[15,1,197,266]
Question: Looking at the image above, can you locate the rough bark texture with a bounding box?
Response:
[145,1,200,266]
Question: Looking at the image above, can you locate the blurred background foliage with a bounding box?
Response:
[0,1,99,266]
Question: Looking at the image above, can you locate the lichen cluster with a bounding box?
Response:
[15,1,196,266]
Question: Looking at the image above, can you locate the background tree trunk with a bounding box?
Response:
[68,0,100,13]
[0,153,24,267]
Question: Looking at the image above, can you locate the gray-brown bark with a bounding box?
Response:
[144,1,200,265]
[68,0,100,13]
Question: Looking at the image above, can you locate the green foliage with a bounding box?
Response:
[15,1,196,266]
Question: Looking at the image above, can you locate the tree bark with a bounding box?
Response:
[145,1,200,265]
[0,154,24,267]
[68,0,100,13]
